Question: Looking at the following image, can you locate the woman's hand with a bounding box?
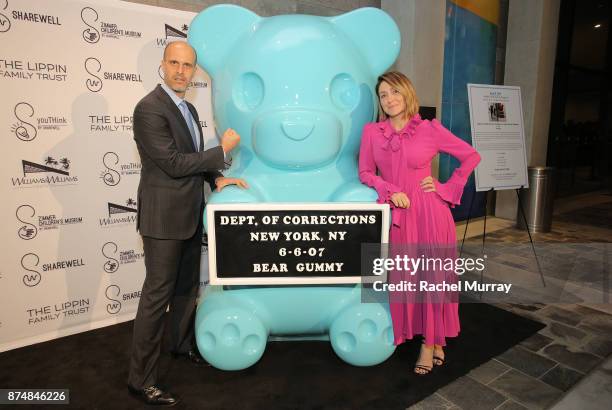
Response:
[390,192,410,208]
[420,176,437,192]
[215,177,249,192]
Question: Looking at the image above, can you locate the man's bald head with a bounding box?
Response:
[163,41,197,65]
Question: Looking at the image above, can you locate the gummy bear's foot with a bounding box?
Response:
[329,303,395,366]
[196,307,267,370]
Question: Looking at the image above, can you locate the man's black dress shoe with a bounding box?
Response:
[128,385,180,406]
[172,349,208,366]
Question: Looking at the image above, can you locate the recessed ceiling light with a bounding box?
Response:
[594,24,602,28]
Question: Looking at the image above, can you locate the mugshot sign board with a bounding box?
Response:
[467,84,529,191]
[207,203,390,285]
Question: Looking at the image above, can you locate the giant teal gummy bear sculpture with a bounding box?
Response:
[188,4,400,370]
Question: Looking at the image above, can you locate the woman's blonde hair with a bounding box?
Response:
[375,71,419,121]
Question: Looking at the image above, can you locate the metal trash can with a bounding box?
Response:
[516,166,556,233]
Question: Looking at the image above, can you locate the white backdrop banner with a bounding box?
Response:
[0,0,215,352]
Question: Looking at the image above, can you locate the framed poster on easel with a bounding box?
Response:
[467,84,529,191]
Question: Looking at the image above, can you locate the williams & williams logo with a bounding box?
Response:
[11,156,79,188]
[155,23,188,47]
[88,113,132,132]
[81,6,141,44]
[21,252,41,287]
[26,299,90,325]
[16,204,83,239]
[22,252,86,287]
[0,59,67,81]
[85,57,142,92]
[100,152,141,186]
[81,7,99,43]
[10,102,68,141]
[99,198,137,227]
[102,241,144,273]
[0,0,11,33]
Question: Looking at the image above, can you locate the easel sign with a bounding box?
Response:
[467,84,529,191]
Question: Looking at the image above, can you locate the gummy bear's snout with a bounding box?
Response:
[281,119,314,141]
[252,110,342,169]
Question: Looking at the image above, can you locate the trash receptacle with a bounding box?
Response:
[517,166,555,233]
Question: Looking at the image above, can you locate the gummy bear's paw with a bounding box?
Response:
[329,303,395,366]
[196,307,267,370]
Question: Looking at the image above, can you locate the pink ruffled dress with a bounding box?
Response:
[359,114,481,346]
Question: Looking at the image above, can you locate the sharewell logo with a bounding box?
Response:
[12,156,78,187]
[0,0,11,33]
[99,198,137,227]
[21,252,41,287]
[81,7,100,44]
[105,284,122,314]
[85,57,102,92]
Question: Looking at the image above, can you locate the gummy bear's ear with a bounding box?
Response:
[188,5,260,77]
[330,8,400,77]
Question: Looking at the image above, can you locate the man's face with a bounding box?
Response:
[161,42,196,95]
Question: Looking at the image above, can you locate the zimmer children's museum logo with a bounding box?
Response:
[11,156,78,188]
[81,6,141,44]
[10,102,68,141]
[16,204,83,239]
[102,241,144,273]
[99,198,137,227]
[100,152,141,186]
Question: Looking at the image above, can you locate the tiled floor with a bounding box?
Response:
[409,193,612,410]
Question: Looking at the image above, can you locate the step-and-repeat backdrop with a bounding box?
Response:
[0,0,216,352]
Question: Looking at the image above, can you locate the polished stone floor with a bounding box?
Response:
[410,192,612,410]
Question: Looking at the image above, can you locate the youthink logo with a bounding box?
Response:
[85,57,102,92]
[0,0,10,33]
[100,152,120,186]
[102,241,119,273]
[10,102,37,141]
[16,204,37,240]
[21,252,41,287]
[81,7,100,44]
[105,285,122,314]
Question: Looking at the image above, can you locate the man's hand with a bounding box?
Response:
[390,192,410,208]
[214,177,249,192]
[221,128,240,154]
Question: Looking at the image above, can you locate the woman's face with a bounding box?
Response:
[378,81,406,118]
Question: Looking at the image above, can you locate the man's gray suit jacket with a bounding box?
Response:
[133,84,224,240]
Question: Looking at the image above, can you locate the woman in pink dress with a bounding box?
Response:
[359,71,481,374]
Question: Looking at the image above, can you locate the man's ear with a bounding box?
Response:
[188,5,260,77]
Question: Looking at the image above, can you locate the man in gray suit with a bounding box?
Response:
[128,41,246,406]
